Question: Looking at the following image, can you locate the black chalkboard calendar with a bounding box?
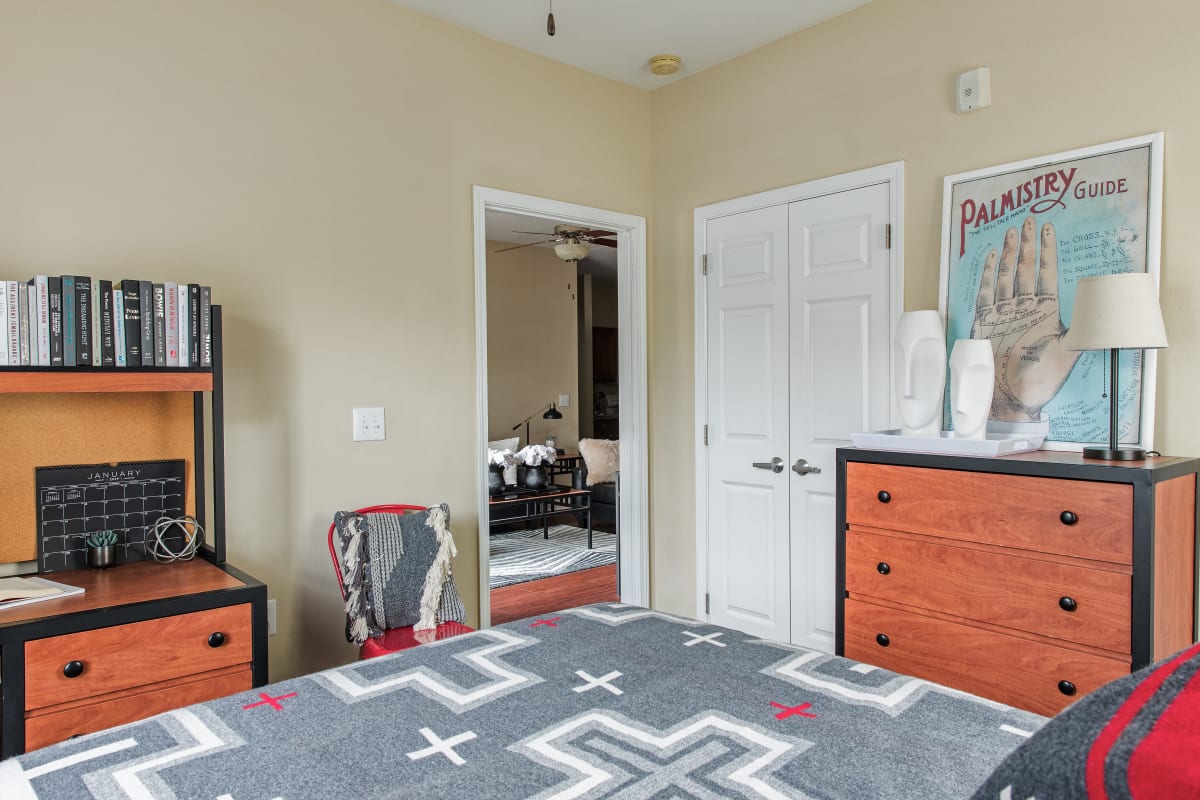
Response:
[35,459,187,572]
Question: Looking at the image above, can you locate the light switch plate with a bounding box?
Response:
[558,394,570,407]
[352,407,386,441]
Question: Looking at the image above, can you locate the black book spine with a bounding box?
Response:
[99,280,115,366]
[75,276,92,366]
[188,284,200,367]
[47,276,64,366]
[199,287,212,367]
[152,283,166,367]
[120,279,142,365]
[138,280,154,366]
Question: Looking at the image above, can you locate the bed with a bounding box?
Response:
[1,603,1193,799]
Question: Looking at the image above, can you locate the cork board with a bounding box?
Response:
[0,393,197,564]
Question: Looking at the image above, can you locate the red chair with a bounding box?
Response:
[328,504,473,659]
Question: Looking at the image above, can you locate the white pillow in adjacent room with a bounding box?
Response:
[578,438,619,485]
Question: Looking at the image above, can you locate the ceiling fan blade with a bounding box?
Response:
[581,229,616,238]
[494,240,551,253]
[512,230,556,236]
[591,238,618,248]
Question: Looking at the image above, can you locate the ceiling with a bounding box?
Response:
[485,209,617,278]
[385,0,873,89]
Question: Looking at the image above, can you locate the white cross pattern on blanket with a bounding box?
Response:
[682,630,726,647]
[573,670,624,695]
[515,710,807,799]
[407,727,478,766]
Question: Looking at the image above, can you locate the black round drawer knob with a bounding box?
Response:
[877,562,891,575]
[207,632,226,648]
[876,633,890,647]
[1060,510,1078,526]
[62,660,85,679]
[877,490,891,504]
[1059,596,1078,612]
[1058,680,1077,696]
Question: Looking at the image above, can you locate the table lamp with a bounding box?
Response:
[1061,272,1168,461]
[512,402,563,447]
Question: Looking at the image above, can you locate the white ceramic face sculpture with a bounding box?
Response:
[950,338,995,440]
[893,310,946,437]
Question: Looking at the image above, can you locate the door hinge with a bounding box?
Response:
[885,224,892,249]
[701,254,708,276]
[705,593,710,615]
[703,425,708,446]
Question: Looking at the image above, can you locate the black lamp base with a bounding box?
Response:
[1082,446,1145,461]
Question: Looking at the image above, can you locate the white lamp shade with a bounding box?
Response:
[1062,272,1168,351]
[554,242,590,262]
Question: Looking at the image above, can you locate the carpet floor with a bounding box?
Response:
[488,524,617,590]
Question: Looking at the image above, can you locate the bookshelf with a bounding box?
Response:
[0,305,268,757]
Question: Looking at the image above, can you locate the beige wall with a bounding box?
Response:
[648,0,1200,613]
[486,241,580,450]
[590,276,619,329]
[0,0,651,679]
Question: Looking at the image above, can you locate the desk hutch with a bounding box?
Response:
[0,306,268,756]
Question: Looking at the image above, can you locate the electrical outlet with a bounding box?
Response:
[352,407,386,441]
[558,394,570,408]
[267,598,277,635]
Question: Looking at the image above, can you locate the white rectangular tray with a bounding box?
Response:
[850,430,1045,458]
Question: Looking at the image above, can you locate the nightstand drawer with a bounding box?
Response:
[24,604,252,710]
[844,462,1133,563]
[24,667,252,751]
[844,598,1129,716]
[846,529,1132,652]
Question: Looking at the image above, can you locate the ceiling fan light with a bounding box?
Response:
[555,242,590,262]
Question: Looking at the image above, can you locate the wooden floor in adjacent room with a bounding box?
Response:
[490,564,618,625]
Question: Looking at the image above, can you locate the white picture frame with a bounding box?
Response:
[938,133,1164,452]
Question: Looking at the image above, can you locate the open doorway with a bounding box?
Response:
[472,187,648,628]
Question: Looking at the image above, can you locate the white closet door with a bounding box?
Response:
[788,182,894,652]
[704,204,792,642]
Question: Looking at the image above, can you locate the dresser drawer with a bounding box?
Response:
[24,667,252,751]
[844,462,1133,563]
[846,529,1132,652]
[24,604,252,710]
[844,598,1129,716]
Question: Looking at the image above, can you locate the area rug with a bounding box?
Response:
[489,524,616,589]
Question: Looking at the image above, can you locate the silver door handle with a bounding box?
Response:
[752,457,785,474]
[792,459,822,476]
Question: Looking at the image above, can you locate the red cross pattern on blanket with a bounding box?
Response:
[242,691,298,711]
[771,701,817,720]
[530,616,562,628]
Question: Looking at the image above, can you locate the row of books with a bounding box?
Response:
[0,278,214,368]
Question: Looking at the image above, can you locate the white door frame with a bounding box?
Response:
[473,186,650,626]
[692,162,905,620]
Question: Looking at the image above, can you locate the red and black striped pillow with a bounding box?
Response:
[973,642,1200,799]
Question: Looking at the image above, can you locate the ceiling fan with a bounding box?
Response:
[495,224,617,262]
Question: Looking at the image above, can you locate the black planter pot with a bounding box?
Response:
[522,464,549,491]
[487,465,504,494]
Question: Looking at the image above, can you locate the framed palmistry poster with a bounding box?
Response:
[938,133,1163,450]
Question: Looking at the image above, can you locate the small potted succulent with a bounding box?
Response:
[85,530,118,569]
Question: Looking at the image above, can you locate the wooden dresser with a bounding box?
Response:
[836,448,1198,716]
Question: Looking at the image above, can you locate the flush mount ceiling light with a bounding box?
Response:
[649,54,682,76]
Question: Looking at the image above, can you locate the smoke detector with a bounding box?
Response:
[649,54,682,76]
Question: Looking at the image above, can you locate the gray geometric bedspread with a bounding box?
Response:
[0,603,1045,799]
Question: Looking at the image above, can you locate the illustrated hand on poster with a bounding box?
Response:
[971,215,1081,422]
